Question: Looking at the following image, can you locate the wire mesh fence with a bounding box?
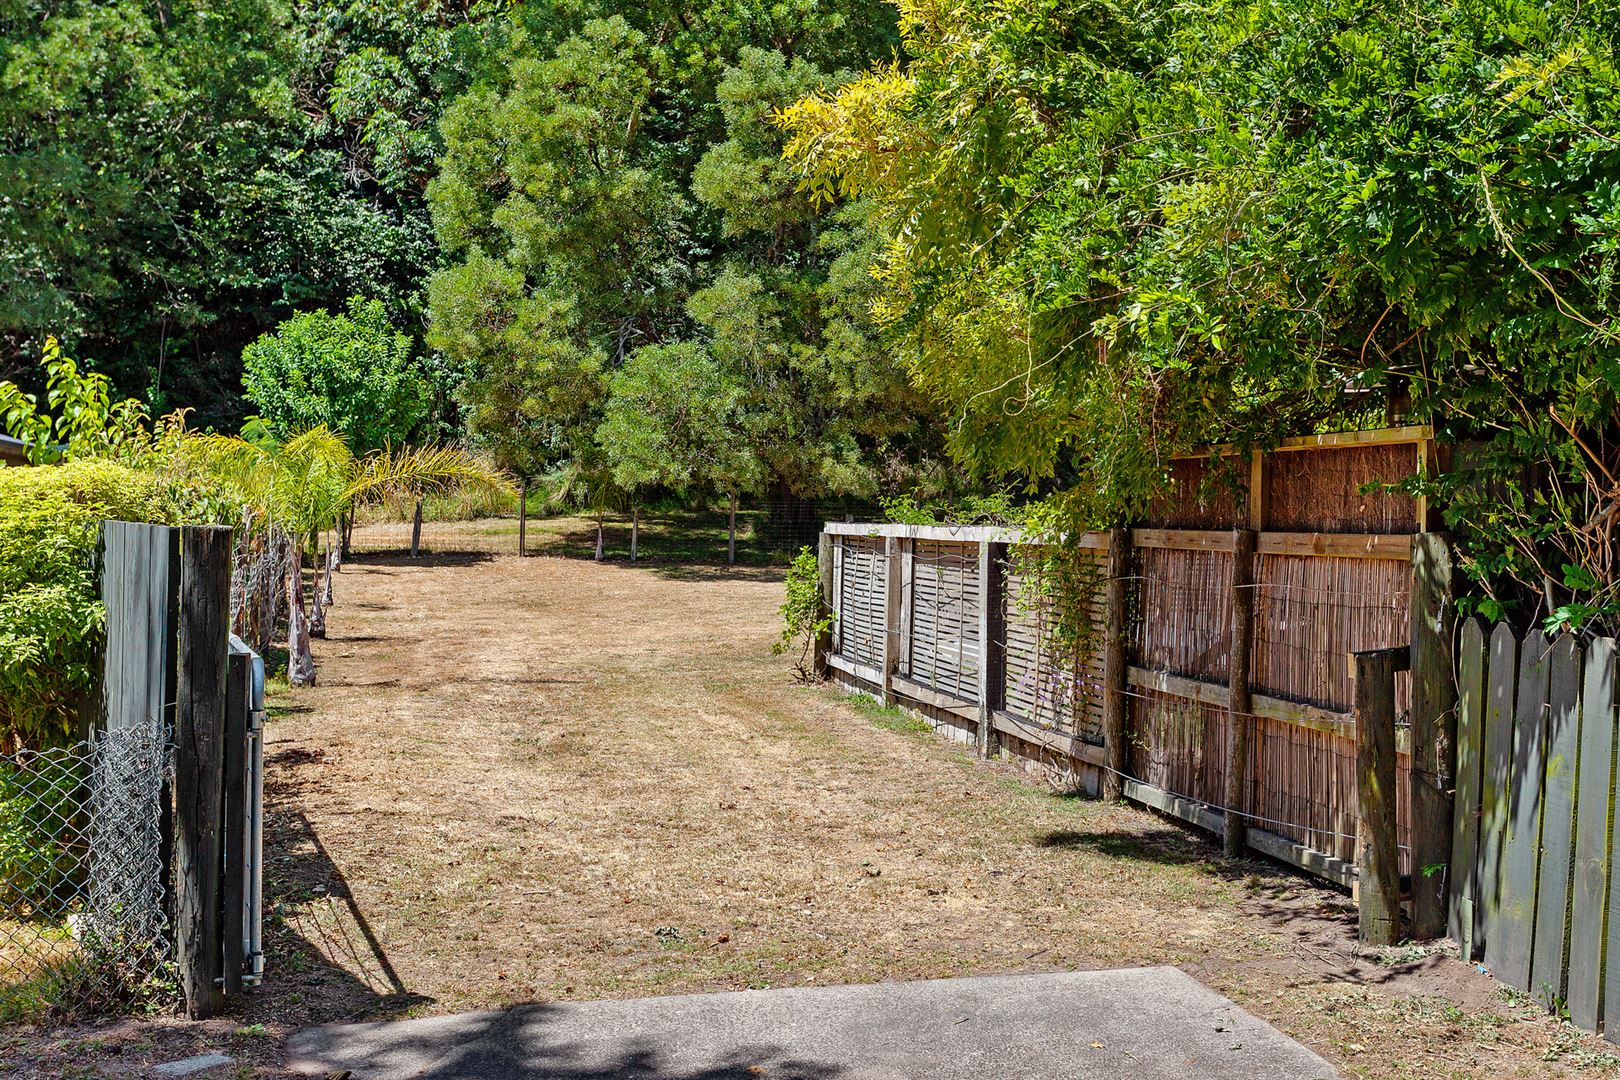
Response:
[0,720,175,1020]
[346,499,880,561]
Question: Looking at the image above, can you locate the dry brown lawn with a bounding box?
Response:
[9,549,1614,1078]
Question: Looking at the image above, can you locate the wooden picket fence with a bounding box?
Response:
[1451,623,1619,1035]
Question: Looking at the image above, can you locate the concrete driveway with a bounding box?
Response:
[286,967,1338,1079]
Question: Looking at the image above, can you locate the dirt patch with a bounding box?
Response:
[7,552,1616,1077]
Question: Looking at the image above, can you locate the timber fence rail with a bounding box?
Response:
[818,427,1462,949]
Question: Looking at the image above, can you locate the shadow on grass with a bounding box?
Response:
[249,748,433,1027]
[346,551,499,569]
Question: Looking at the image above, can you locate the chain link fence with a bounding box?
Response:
[0,720,175,1019]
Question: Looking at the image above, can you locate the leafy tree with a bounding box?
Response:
[242,297,430,454]
[783,0,1620,629]
[599,341,762,561]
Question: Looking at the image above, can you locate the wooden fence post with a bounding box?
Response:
[1448,619,1486,954]
[518,483,528,557]
[1102,527,1131,801]
[410,499,424,557]
[221,650,250,999]
[1223,528,1257,856]
[882,536,901,706]
[977,541,1005,759]
[1409,532,1456,940]
[814,531,833,679]
[1355,646,1406,945]
[174,525,233,1019]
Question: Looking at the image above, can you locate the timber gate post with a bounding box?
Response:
[1409,532,1457,940]
[174,525,233,1018]
[1101,527,1131,800]
[1355,645,1408,946]
[1223,528,1257,856]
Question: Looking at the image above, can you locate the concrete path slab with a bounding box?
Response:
[287,967,1337,1079]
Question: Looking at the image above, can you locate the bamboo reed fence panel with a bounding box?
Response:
[1264,443,1419,533]
[1129,689,1228,811]
[1141,457,1245,530]
[835,535,887,670]
[1251,554,1410,713]
[907,540,981,702]
[1134,547,1232,682]
[1003,553,1107,744]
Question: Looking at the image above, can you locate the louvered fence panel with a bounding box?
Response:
[835,536,886,669]
[1003,558,1105,743]
[907,541,980,702]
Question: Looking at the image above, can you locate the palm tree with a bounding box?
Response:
[170,425,512,684]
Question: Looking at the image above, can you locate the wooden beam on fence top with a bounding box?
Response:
[1101,527,1131,801]
[1408,533,1457,941]
[1355,647,1404,945]
[1224,528,1257,857]
[174,525,233,1019]
[1256,533,1414,561]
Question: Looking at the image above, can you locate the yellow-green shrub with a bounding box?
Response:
[0,461,173,749]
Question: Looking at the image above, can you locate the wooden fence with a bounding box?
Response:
[1451,624,1620,1038]
[820,426,1459,942]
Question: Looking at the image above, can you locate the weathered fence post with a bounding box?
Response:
[518,483,528,557]
[1102,527,1131,801]
[1223,528,1257,856]
[410,499,424,557]
[221,648,250,998]
[1408,532,1456,940]
[174,525,233,1019]
[1448,618,1486,954]
[814,531,833,678]
[1354,646,1406,946]
[977,540,1005,759]
[882,536,901,706]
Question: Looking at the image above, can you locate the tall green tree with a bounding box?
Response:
[784,0,1620,627]
[242,297,430,454]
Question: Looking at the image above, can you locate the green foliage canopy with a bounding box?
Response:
[242,297,429,454]
[783,0,1620,626]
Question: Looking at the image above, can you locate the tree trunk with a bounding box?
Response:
[339,511,351,562]
[287,558,316,686]
[728,492,737,565]
[322,548,335,606]
[518,483,528,557]
[595,513,605,561]
[410,499,424,557]
[632,505,639,561]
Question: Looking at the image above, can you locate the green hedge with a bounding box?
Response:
[0,462,173,750]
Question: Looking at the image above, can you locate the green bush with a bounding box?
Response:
[0,461,172,750]
[774,546,830,680]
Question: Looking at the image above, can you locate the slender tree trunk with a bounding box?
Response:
[342,512,354,560]
[287,557,315,686]
[518,483,528,557]
[632,504,639,561]
[728,491,737,565]
[322,548,335,606]
[338,511,350,563]
[411,499,424,557]
[595,512,605,561]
